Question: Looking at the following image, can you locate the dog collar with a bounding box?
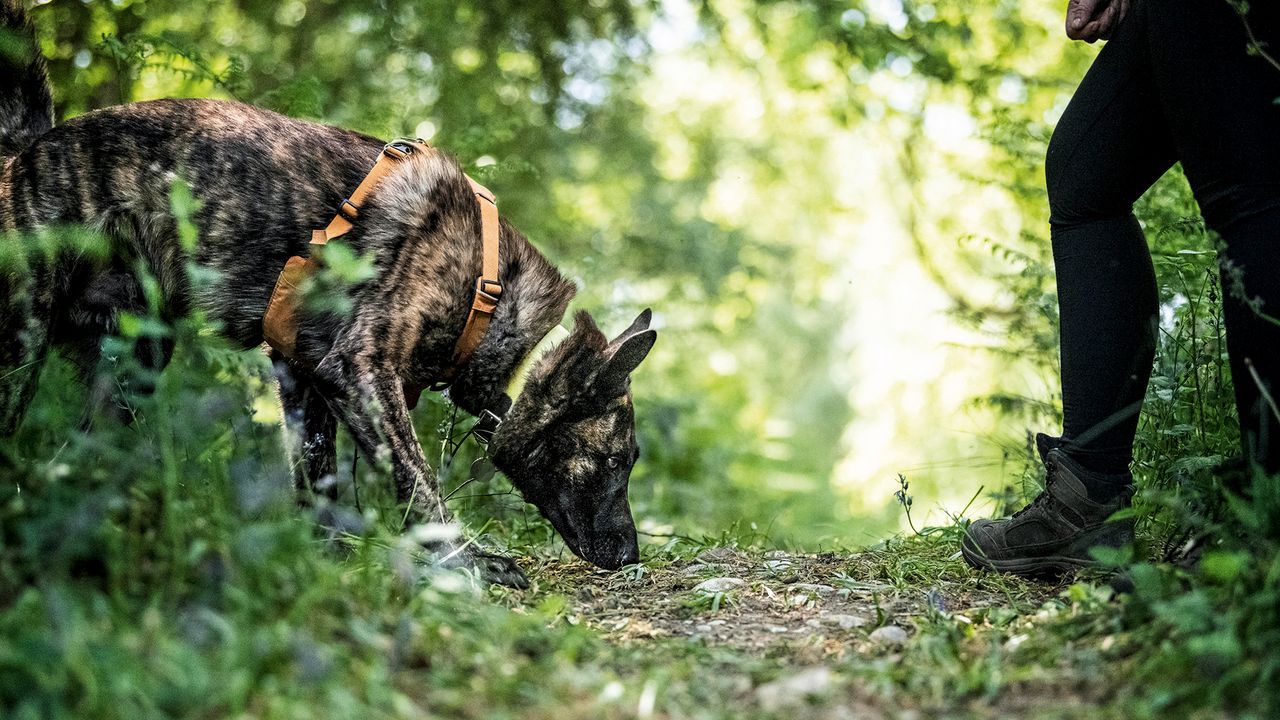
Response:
[506,324,570,403]
[262,139,502,391]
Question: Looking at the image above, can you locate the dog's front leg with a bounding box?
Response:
[312,350,529,588]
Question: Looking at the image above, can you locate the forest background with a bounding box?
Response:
[3,0,1276,717]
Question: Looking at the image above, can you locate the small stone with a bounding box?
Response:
[767,625,789,634]
[696,547,740,564]
[763,550,791,559]
[763,559,794,573]
[755,667,832,712]
[1003,633,1029,652]
[824,614,868,629]
[869,625,909,645]
[694,624,713,633]
[693,577,745,593]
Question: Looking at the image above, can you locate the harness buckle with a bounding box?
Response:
[383,138,429,160]
[472,409,504,446]
[336,198,359,221]
[382,140,415,159]
[476,277,503,305]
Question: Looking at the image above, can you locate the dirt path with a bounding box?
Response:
[520,545,1111,718]
[537,547,1039,650]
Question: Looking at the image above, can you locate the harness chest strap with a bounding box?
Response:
[262,140,503,391]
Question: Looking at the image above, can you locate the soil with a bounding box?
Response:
[520,546,1107,718]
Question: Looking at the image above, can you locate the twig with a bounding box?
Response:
[1246,358,1280,424]
[1229,0,1280,73]
[637,529,702,544]
[444,476,479,501]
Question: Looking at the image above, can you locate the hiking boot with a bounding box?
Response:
[962,439,1134,578]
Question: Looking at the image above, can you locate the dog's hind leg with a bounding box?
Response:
[0,323,49,436]
[56,268,176,428]
[272,352,339,504]
[0,274,53,437]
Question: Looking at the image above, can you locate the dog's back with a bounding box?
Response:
[1,98,389,342]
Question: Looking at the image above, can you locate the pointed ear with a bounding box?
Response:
[595,329,657,392]
[610,308,652,345]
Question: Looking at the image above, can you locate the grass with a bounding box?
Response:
[0,334,1265,720]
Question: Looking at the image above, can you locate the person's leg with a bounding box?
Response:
[1044,2,1176,487]
[963,4,1175,576]
[1147,0,1280,474]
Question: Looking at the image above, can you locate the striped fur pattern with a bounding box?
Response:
[0,3,655,586]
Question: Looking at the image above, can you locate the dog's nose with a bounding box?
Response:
[616,545,639,568]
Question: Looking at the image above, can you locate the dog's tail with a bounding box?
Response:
[0,0,53,158]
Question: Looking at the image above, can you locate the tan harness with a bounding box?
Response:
[262,139,502,393]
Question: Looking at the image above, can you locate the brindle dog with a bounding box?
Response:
[0,1,655,587]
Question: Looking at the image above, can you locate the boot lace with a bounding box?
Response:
[1010,454,1061,519]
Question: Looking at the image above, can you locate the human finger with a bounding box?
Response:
[1100,0,1131,39]
[1066,0,1105,40]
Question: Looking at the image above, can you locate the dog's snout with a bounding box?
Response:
[616,544,639,568]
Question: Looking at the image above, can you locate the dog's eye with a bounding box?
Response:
[606,455,620,469]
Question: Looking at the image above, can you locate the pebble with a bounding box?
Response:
[693,577,745,593]
[824,614,868,629]
[681,563,710,577]
[755,667,832,712]
[696,547,741,564]
[1004,633,1029,652]
[763,559,794,572]
[869,625,910,645]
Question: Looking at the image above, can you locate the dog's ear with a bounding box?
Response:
[609,308,652,347]
[594,327,656,395]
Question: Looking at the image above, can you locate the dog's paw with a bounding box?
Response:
[431,542,530,589]
[459,549,530,589]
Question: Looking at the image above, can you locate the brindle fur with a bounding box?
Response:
[0,1,654,586]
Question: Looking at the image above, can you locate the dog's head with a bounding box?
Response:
[489,309,656,570]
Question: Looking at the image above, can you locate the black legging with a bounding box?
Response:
[1047,0,1280,476]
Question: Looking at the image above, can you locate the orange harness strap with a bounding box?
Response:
[262,139,503,392]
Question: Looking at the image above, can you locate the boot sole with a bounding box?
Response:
[960,540,1093,578]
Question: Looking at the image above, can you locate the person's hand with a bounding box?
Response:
[1065,0,1130,43]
